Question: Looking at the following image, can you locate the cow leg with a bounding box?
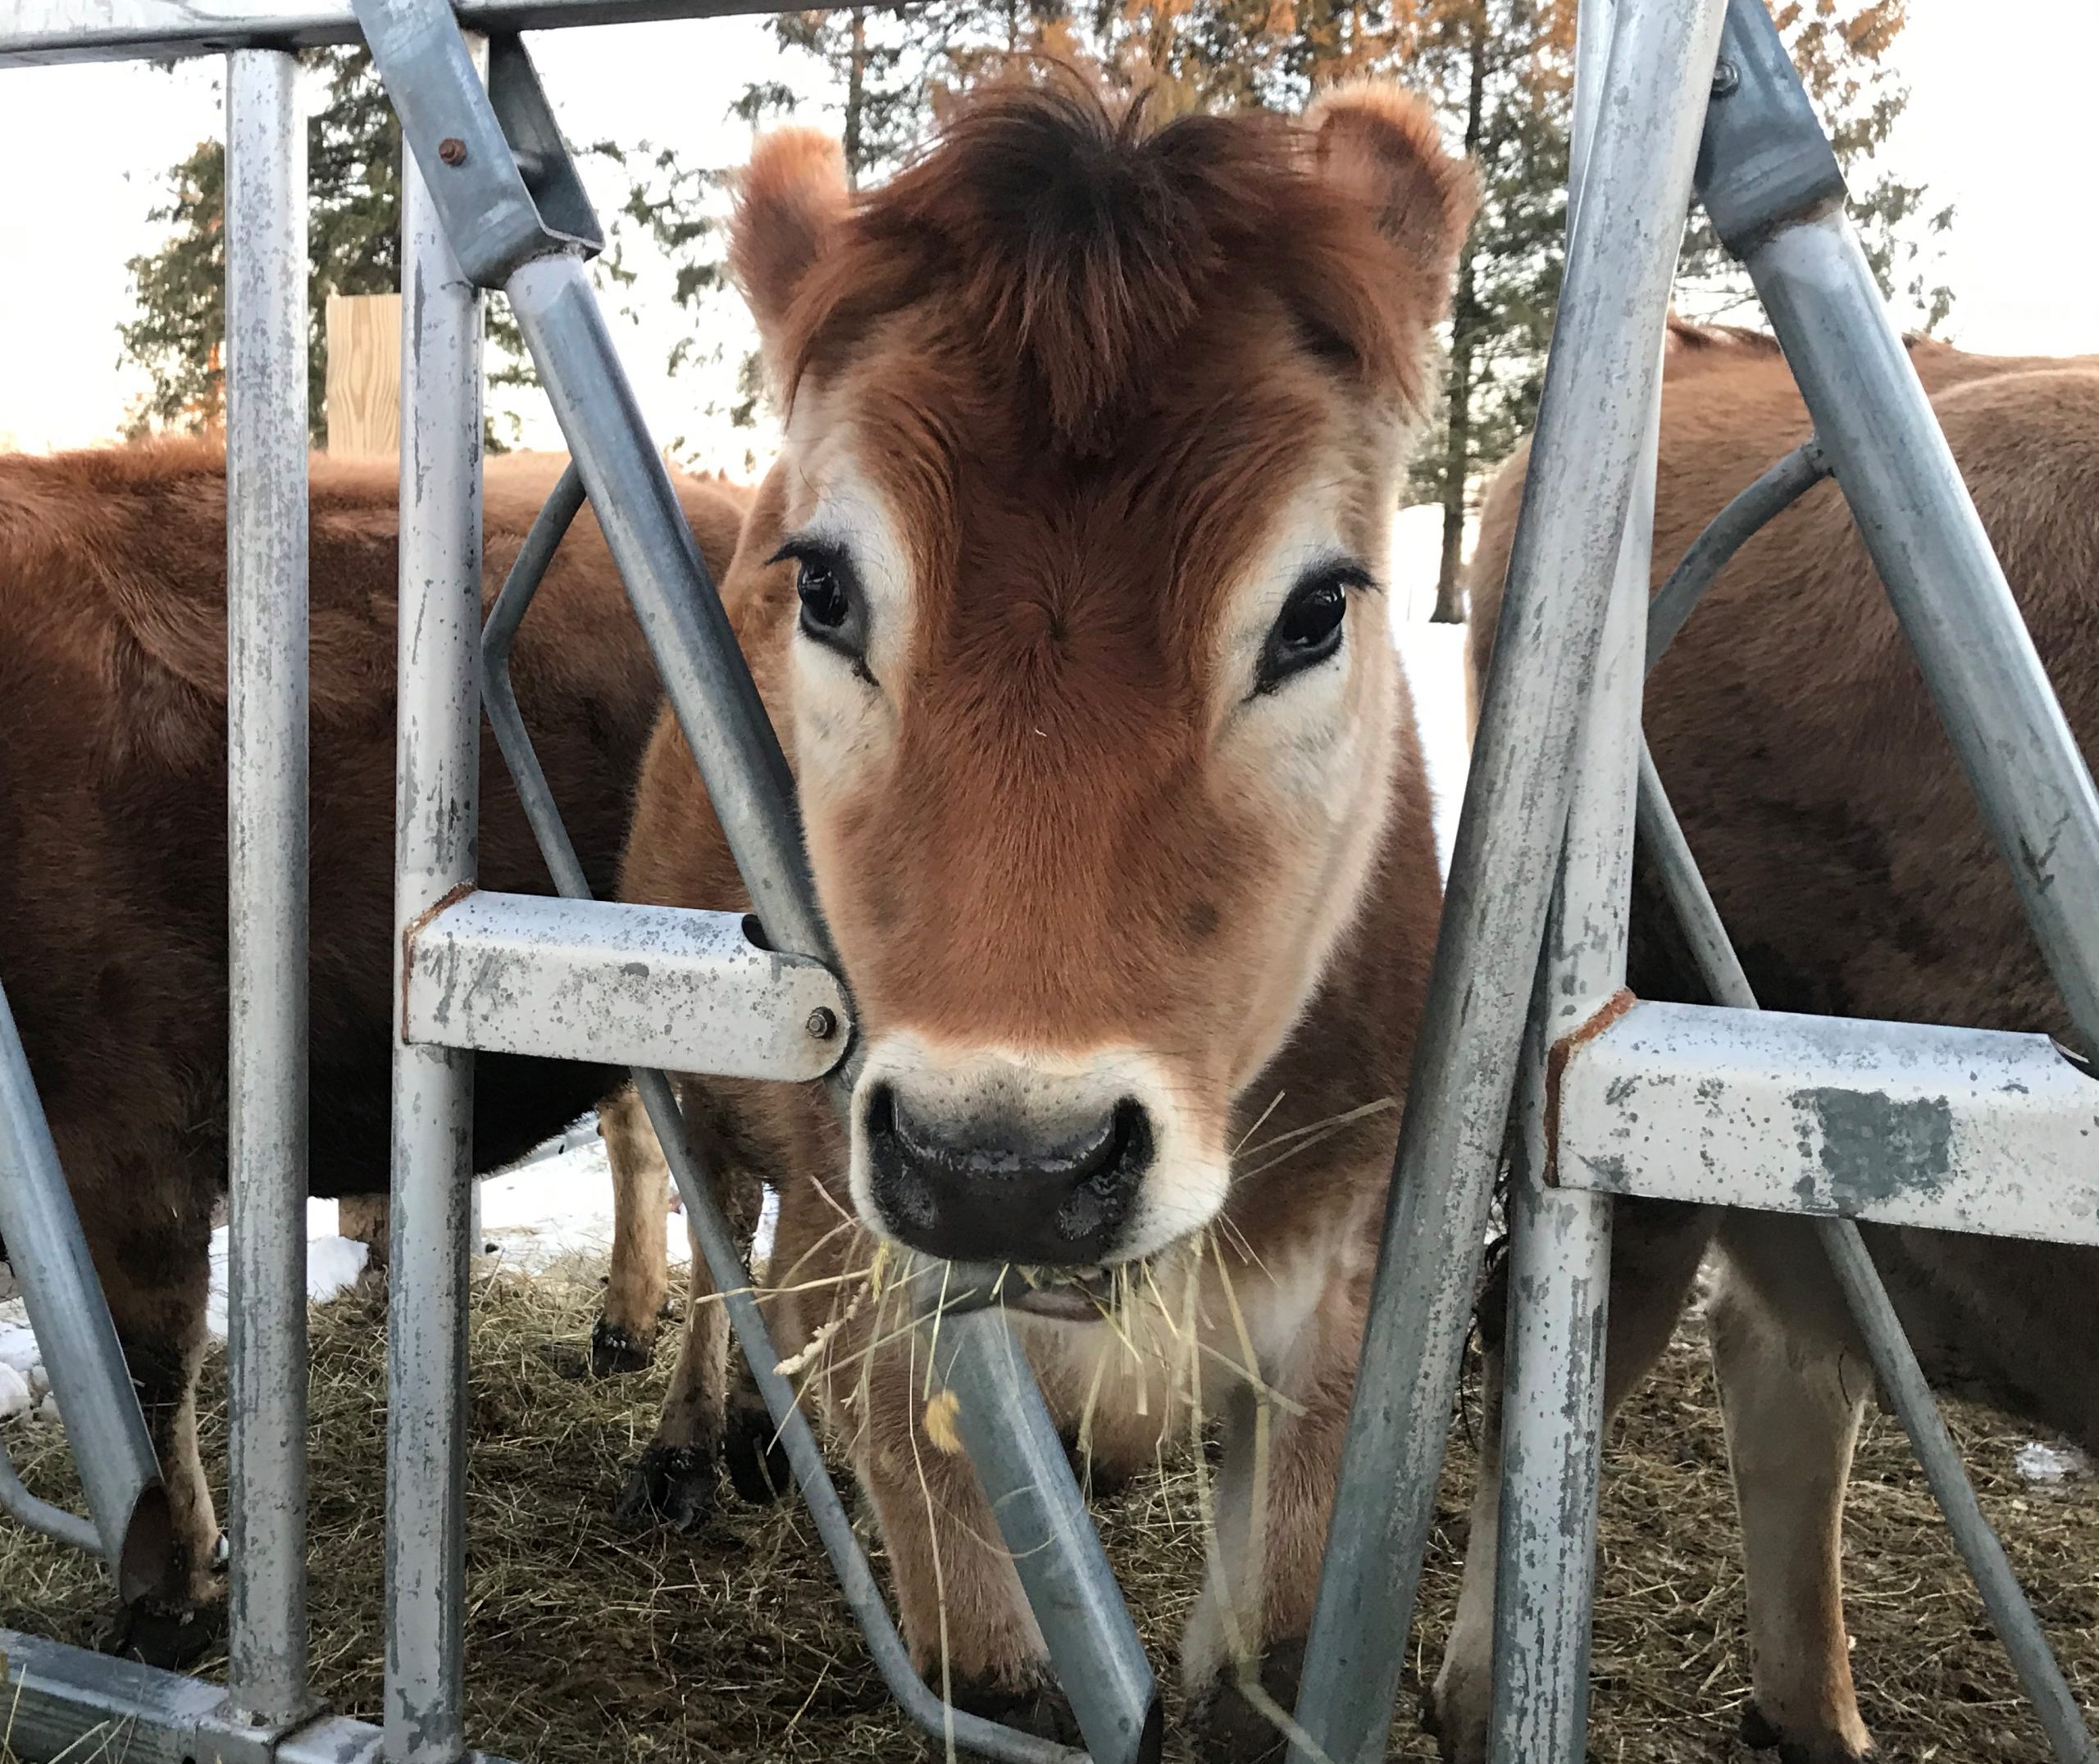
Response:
[94,1193,221,1668]
[613,1153,763,1533]
[854,1333,1076,1747]
[1182,1303,1364,1764]
[594,1084,670,1378]
[1427,1198,1712,1763]
[336,1193,389,1273]
[1710,1217,1874,1764]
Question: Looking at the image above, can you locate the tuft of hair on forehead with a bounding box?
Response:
[756,72,1473,457]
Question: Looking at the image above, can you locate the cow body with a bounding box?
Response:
[0,439,746,1657]
[610,79,1472,1762]
[1434,325,2099,1763]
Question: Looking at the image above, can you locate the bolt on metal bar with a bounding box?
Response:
[1286,2,1726,1757]
[475,470,1100,1764]
[1632,752,2098,1764]
[0,979,170,1597]
[223,43,315,1730]
[1704,0,2099,1060]
[1485,4,1678,1752]
[385,49,486,1762]
[1644,439,1827,669]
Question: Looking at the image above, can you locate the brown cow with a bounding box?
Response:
[612,77,1471,1759]
[0,439,746,1662]
[1431,322,2099,1763]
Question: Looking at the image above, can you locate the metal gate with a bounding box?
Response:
[0,0,2092,1761]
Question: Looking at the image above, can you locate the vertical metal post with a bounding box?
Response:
[224,44,312,1729]
[385,43,485,1764]
[1288,2,1726,1757]
[1484,7,1669,1754]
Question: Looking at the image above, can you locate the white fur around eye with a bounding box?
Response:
[779,439,916,787]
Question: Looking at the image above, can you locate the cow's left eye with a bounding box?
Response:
[1256,561,1373,692]
[772,537,870,671]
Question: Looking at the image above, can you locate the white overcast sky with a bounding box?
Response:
[0,0,2092,468]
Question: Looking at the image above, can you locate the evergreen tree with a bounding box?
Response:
[121,48,403,444]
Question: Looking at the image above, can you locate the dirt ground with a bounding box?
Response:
[0,1261,2091,1762]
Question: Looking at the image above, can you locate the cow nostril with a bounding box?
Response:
[863,1084,1154,1263]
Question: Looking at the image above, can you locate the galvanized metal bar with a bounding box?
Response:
[480,461,590,900]
[1644,440,1827,669]
[1619,761,2097,1762]
[1287,2,1726,1757]
[0,1439,101,1557]
[1485,2,1673,1750]
[475,479,1095,1764]
[385,59,485,1762]
[0,979,165,1594]
[1555,996,2099,1243]
[223,43,314,1730]
[630,1071,1088,1764]
[1704,0,2099,1059]
[1,0,788,69]
[499,252,826,965]
[497,225,1150,1759]
[0,1625,526,1764]
[402,891,849,1078]
[932,1311,1163,1764]
[1816,1219,2097,1763]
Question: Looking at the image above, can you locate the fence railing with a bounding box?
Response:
[0,2,2092,1762]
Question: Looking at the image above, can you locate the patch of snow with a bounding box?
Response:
[2015,1441,2090,1484]
[1395,621,1473,880]
[0,1362,30,1421]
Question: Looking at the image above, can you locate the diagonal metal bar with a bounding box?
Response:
[1702,0,2099,1058]
[476,471,1097,1764]
[1287,2,1728,1757]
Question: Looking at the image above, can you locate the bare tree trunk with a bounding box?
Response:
[1432,14,1491,625]
[843,9,867,190]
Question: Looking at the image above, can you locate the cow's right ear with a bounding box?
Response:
[730,129,851,398]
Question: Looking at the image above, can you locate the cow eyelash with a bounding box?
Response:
[1254,558,1377,694]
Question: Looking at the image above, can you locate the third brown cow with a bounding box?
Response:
[1434,321,2099,1764]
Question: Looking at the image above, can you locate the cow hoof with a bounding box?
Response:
[1740,1703,1877,1764]
[1422,1645,1490,1763]
[111,1595,225,1671]
[1188,1637,1307,1764]
[588,1317,655,1379]
[948,1667,1085,1752]
[723,1395,790,1505]
[613,1443,716,1534]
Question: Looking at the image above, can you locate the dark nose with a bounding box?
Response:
[863,1084,1154,1265]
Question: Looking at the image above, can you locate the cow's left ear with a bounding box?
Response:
[1305,80,1477,298]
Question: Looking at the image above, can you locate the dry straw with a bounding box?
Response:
[0,1253,2088,1762]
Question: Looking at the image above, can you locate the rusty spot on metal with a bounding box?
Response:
[1543,987,1637,1185]
[437,136,467,166]
[399,882,478,1042]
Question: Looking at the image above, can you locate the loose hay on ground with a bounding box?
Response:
[0,1258,2090,1761]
